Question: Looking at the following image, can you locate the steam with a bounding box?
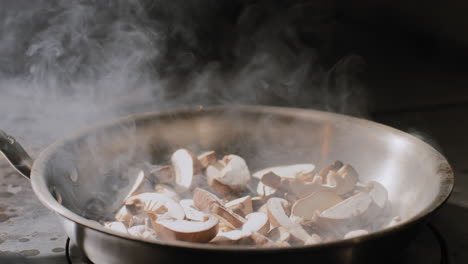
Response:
[0,0,366,151]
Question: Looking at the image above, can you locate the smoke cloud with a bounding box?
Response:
[0,0,366,151]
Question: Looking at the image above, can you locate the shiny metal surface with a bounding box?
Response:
[0,105,454,263]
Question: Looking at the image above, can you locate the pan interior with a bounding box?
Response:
[38,107,450,232]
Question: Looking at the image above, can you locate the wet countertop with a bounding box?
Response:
[1,105,468,264]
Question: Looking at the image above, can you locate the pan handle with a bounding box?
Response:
[0,129,33,180]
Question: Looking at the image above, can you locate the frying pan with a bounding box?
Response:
[0,105,454,263]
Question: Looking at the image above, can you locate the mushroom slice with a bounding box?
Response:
[154,184,180,201]
[155,215,219,243]
[211,229,252,245]
[320,192,372,220]
[244,212,269,235]
[267,227,291,243]
[198,151,217,169]
[287,174,324,198]
[324,164,359,195]
[180,199,210,222]
[224,196,253,217]
[266,198,311,243]
[193,188,222,212]
[124,170,154,200]
[104,221,128,234]
[207,155,251,194]
[171,149,202,191]
[304,234,322,245]
[211,203,245,229]
[366,181,388,209]
[125,193,185,220]
[344,229,369,239]
[291,190,343,220]
[148,165,174,184]
[256,182,277,197]
[319,161,344,177]
[313,193,373,234]
[253,164,316,180]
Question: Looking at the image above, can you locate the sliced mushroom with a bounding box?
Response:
[206,155,251,194]
[224,196,253,217]
[319,161,344,177]
[171,149,202,191]
[154,215,219,243]
[210,229,252,245]
[253,164,316,180]
[154,184,180,201]
[366,181,388,209]
[313,192,373,234]
[198,151,217,169]
[243,212,269,235]
[211,203,245,229]
[267,227,291,243]
[291,190,343,220]
[124,170,154,200]
[180,199,210,222]
[287,174,324,198]
[256,182,277,197]
[344,229,369,239]
[193,188,222,212]
[125,193,185,220]
[148,165,174,184]
[104,221,128,234]
[266,198,311,243]
[324,164,359,195]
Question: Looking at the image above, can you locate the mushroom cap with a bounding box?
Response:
[198,151,217,169]
[291,190,343,220]
[253,164,316,180]
[171,149,202,191]
[155,215,219,243]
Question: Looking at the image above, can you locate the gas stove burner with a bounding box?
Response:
[64,223,450,264]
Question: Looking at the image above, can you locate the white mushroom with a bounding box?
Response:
[148,165,174,184]
[192,188,223,213]
[323,164,359,195]
[104,221,128,234]
[154,215,219,243]
[180,199,210,222]
[344,229,369,239]
[198,151,217,169]
[224,196,253,217]
[171,149,202,191]
[243,212,269,235]
[256,181,277,197]
[320,192,373,220]
[124,170,154,200]
[291,190,343,220]
[304,234,322,245]
[211,229,252,244]
[211,203,246,229]
[206,155,251,194]
[266,198,311,243]
[125,193,185,220]
[127,225,158,240]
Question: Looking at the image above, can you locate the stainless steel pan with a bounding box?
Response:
[0,105,454,263]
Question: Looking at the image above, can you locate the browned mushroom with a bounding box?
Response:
[148,165,174,184]
[206,155,251,195]
[192,188,222,212]
[125,193,185,220]
[180,199,210,222]
[224,196,253,217]
[198,151,217,169]
[154,215,219,243]
[323,164,359,195]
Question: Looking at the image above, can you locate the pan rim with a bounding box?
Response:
[30,105,455,252]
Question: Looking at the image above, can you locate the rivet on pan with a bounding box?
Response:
[69,167,79,183]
